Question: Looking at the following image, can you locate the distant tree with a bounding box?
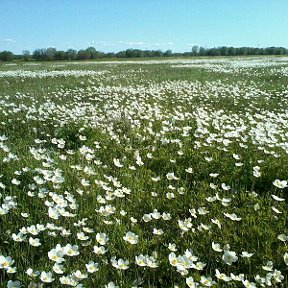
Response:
[125,49,134,58]
[27,45,288,61]
[22,50,31,61]
[0,51,14,61]
[278,47,286,55]
[164,50,172,57]
[143,50,153,57]
[116,50,126,58]
[106,52,115,58]
[45,47,57,61]
[238,47,248,56]
[85,47,97,59]
[83,47,104,59]
[33,49,45,61]
[228,47,236,56]
[154,50,163,57]
[55,50,67,60]
[207,48,221,56]
[191,45,199,56]
[220,46,229,56]
[131,49,144,57]
[199,47,206,56]
[77,49,90,60]
[66,49,77,60]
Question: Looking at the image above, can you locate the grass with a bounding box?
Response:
[0,57,288,287]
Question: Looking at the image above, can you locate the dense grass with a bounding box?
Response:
[0,57,288,287]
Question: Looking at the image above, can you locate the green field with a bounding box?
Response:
[0,57,288,287]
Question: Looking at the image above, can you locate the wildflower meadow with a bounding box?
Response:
[0,57,288,287]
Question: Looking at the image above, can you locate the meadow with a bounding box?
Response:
[0,56,288,287]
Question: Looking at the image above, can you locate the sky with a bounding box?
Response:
[1,0,288,54]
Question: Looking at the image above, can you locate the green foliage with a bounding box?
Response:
[0,58,288,287]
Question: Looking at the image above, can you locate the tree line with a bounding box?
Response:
[1,46,288,61]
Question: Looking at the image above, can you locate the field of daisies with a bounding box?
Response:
[0,56,288,287]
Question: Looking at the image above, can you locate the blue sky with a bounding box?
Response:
[1,0,288,54]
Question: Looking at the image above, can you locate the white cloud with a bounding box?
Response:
[86,40,174,50]
[3,38,16,43]
[125,41,144,46]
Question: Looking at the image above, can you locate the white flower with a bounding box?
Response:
[253,166,261,177]
[211,218,222,229]
[142,214,152,222]
[146,256,158,268]
[241,251,254,258]
[284,253,288,265]
[63,244,79,256]
[48,246,65,263]
[166,192,175,199]
[242,280,257,288]
[105,282,119,288]
[222,250,238,265]
[271,195,285,201]
[96,233,109,245]
[153,228,164,235]
[192,261,206,270]
[73,270,88,279]
[209,173,219,178]
[93,245,107,255]
[169,253,178,267]
[273,269,284,282]
[200,275,216,286]
[21,212,29,218]
[7,280,21,288]
[162,212,171,220]
[151,176,161,182]
[151,209,161,219]
[223,213,241,221]
[277,234,288,242]
[53,263,64,274]
[209,183,218,189]
[262,260,273,271]
[272,206,282,213]
[168,243,177,252]
[81,178,90,186]
[11,178,21,185]
[230,273,244,281]
[221,183,230,190]
[111,257,129,270]
[212,242,222,252]
[86,261,99,273]
[77,232,89,241]
[40,271,54,283]
[61,229,71,237]
[273,179,287,189]
[123,231,139,244]
[27,225,39,235]
[135,254,147,266]
[26,268,40,278]
[48,207,60,219]
[166,172,179,180]
[215,269,231,281]
[0,255,14,269]
[60,275,73,285]
[185,167,193,173]
[186,276,197,288]
[29,237,41,247]
[6,266,17,274]
[113,158,123,168]
[178,218,192,232]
